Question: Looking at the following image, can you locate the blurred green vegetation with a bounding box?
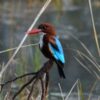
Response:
[73,0,87,5]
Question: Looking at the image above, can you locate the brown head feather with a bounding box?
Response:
[38,23,56,35]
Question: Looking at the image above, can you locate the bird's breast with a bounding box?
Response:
[39,34,45,49]
[39,35,53,59]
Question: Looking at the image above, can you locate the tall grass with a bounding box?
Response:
[88,0,100,56]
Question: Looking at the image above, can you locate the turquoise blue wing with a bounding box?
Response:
[48,37,65,64]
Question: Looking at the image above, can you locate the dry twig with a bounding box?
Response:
[0,60,53,100]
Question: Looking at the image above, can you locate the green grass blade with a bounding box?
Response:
[65,80,78,100]
[0,43,39,54]
[69,33,99,68]
[58,83,64,100]
[88,0,100,56]
[88,80,98,100]
[77,50,100,72]
[74,57,92,74]
[77,80,84,100]
[53,0,62,12]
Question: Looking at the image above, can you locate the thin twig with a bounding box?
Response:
[77,50,100,71]
[27,79,37,100]
[88,80,98,100]
[65,80,78,100]
[77,80,84,100]
[0,43,39,54]
[45,72,49,96]
[0,72,36,92]
[12,76,36,100]
[74,57,93,74]
[88,0,100,56]
[58,83,64,100]
[40,78,45,100]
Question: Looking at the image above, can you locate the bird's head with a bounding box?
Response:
[27,23,56,36]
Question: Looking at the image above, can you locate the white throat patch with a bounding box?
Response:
[39,33,45,48]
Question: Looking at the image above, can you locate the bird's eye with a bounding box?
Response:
[38,24,48,30]
[43,26,47,30]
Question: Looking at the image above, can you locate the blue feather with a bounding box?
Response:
[49,37,65,64]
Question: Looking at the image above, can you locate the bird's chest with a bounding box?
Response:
[39,34,46,49]
[39,35,52,58]
[39,35,49,51]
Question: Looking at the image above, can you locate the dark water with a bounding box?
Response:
[0,1,100,99]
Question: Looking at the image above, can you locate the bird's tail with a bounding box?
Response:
[56,61,66,79]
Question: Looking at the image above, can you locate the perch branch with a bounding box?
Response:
[0,60,53,100]
[0,72,36,92]
[27,79,37,100]
[12,75,37,100]
[45,72,49,96]
[40,78,45,100]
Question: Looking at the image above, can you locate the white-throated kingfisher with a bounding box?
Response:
[27,23,65,78]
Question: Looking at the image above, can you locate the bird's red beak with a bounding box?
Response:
[27,29,42,35]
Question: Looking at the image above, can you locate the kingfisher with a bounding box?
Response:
[28,23,65,78]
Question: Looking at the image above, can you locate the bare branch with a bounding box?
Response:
[40,78,45,100]
[0,60,53,100]
[45,73,49,96]
[12,76,36,100]
[0,72,36,93]
[27,79,37,100]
